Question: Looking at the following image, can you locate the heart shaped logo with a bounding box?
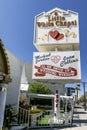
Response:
[49,30,59,39]
[51,56,61,64]
[56,34,64,40]
[49,30,64,40]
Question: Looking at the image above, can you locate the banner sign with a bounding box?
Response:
[66,87,75,96]
[54,90,60,118]
[34,8,79,45]
[32,51,81,82]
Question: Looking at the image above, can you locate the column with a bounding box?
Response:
[0,84,7,129]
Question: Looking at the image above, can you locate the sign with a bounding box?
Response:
[34,8,79,46]
[66,87,75,96]
[54,89,60,118]
[70,88,75,93]
[55,90,59,109]
[32,51,81,82]
[20,83,29,91]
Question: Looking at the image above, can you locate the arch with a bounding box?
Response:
[0,39,11,83]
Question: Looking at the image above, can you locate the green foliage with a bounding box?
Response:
[29,82,52,106]
[30,82,52,94]
[3,105,17,128]
[77,95,84,103]
[30,109,44,114]
[75,94,87,104]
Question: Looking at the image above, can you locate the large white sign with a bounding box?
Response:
[34,8,79,45]
[32,51,81,82]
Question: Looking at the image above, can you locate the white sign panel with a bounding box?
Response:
[32,51,81,82]
[20,83,29,91]
[34,8,79,45]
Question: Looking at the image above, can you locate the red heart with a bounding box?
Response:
[56,34,64,40]
[51,56,61,64]
[49,30,59,39]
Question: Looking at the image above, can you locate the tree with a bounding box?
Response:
[30,82,52,94]
[75,84,80,100]
[29,82,52,105]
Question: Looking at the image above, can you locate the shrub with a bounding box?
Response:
[30,109,44,114]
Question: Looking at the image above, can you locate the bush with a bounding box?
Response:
[30,108,44,114]
[3,105,17,128]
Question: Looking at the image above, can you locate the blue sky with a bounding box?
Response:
[0,0,87,94]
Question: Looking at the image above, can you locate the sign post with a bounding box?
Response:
[32,7,81,126]
[54,90,60,119]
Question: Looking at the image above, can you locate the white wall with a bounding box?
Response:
[6,50,23,106]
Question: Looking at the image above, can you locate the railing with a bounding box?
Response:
[18,107,30,126]
[29,110,73,128]
[4,105,30,128]
[4,105,73,129]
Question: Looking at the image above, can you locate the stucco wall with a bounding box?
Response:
[5,50,33,106]
[6,50,23,106]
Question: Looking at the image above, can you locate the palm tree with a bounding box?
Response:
[75,84,80,100]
